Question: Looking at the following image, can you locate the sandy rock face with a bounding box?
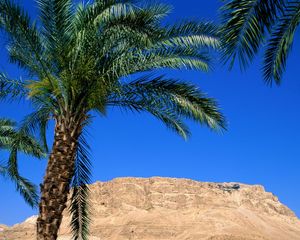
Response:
[1,177,300,240]
[0,225,7,233]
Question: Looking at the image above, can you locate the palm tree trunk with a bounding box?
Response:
[36,117,81,240]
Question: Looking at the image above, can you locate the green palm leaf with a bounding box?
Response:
[220,0,284,68]
[0,0,46,75]
[220,0,300,84]
[7,149,39,208]
[70,133,92,240]
[108,76,226,139]
[264,2,300,84]
[0,118,16,147]
[20,107,52,152]
[0,73,27,100]
[0,118,45,208]
[161,21,220,49]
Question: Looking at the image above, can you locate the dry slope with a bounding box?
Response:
[1,177,300,240]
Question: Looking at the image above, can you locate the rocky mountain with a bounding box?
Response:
[1,177,300,240]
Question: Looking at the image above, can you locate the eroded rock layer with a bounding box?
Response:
[1,177,300,240]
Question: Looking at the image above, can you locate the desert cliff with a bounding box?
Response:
[1,177,300,240]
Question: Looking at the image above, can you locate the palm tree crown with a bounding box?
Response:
[0,0,226,239]
[220,0,300,84]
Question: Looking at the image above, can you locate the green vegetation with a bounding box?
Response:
[0,118,44,207]
[0,0,226,239]
[220,0,300,84]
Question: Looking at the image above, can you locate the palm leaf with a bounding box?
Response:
[20,107,52,152]
[11,131,45,158]
[0,118,45,207]
[160,21,220,49]
[220,0,284,68]
[73,0,136,35]
[0,117,44,207]
[0,118,16,149]
[107,49,212,78]
[263,1,300,84]
[0,73,27,100]
[6,149,39,208]
[37,0,74,67]
[108,75,226,139]
[69,133,92,240]
[0,0,46,76]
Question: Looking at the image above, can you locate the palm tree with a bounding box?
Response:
[220,0,300,84]
[0,118,44,208]
[0,0,226,239]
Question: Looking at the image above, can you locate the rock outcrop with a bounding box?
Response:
[1,177,300,240]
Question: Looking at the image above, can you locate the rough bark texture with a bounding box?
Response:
[36,117,81,240]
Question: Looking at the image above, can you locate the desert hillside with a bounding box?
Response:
[1,177,300,240]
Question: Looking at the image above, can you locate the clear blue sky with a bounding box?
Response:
[0,0,299,226]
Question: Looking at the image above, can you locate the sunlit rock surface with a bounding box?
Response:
[1,177,300,240]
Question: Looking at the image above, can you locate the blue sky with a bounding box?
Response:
[0,0,299,225]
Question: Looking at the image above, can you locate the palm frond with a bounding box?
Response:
[150,109,192,139]
[0,118,16,129]
[87,0,136,27]
[263,1,300,84]
[0,73,27,100]
[0,117,45,158]
[7,149,39,208]
[107,76,226,139]
[97,21,219,79]
[20,107,52,152]
[0,118,16,147]
[102,2,171,28]
[7,43,44,77]
[0,0,45,76]
[110,94,191,138]
[160,21,220,49]
[73,0,136,33]
[11,131,45,159]
[72,1,168,67]
[98,3,169,46]
[220,0,284,68]
[37,0,74,67]
[102,45,212,80]
[0,117,44,207]
[70,133,92,240]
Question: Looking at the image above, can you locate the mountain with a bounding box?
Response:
[1,177,300,240]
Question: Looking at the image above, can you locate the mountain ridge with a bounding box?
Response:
[1,177,300,240]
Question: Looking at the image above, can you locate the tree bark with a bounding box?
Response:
[36,117,81,240]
